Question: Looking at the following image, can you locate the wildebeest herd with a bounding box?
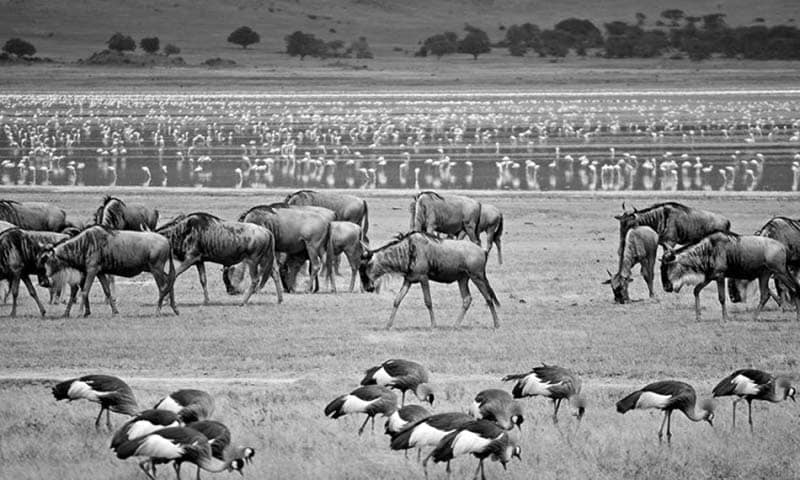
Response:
[2,191,798,479]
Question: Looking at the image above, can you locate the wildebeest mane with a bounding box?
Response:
[284,190,316,202]
[669,231,741,256]
[415,190,444,201]
[371,231,441,254]
[51,225,116,260]
[631,202,691,214]
[757,216,800,235]
[0,200,21,225]
[95,196,127,228]
[238,204,278,221]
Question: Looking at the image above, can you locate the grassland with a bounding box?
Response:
[0,188,799,479]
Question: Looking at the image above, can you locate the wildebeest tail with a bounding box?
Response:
[615,390,641,414]
[361,200,370,243]
[325,222,335,292]
[166,249,177,295]
[495,213,504,264]
[473,202,482,246]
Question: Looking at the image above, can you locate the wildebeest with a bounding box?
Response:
[477,203,504,264]
[226,203,334,293]
[39,226,178,317]
[156,212,282,306]
[660,232,800,321]
[284,190,370,242]
[94,196,159,230]
[603,226,658,303]
[615,202,731,256]
[409,191,482,245]
[0,228,63,316]
[0,200,75,231]
[281,221,364,293]
[359,232,500,329]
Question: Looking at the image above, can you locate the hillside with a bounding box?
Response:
[1,0,798,64]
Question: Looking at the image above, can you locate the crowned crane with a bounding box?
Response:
[426,419,521,480]
[325,385,398,435]
[52,374,138,430]
[385,404,431,460]
[185,420,255,478]
[110,409,181,453]
[712,369,796,432]
[113,426,244,480]
[469,389,524,431]
[390,412,473,474]
[502,363,586,424]
[153,389,215,424]
[616,380,714,444]
[361,359,435,406]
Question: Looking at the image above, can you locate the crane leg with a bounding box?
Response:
[666,411,673,445]
[94,406,105,429]
[106,408,112,430]
[357,415,370,435]
[747,399,754,433]
[553,398,562,424]
[731,398,739,430]
[657,411,667,443]
[473,460,482,480]
[138,460,156,480]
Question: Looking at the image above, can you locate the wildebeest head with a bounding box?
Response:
[660,249,705,293]
[602,269,632,304]
[614,203,638,255]
[358,246,377,292]
[222,263,247,295]
[37,249,62,288]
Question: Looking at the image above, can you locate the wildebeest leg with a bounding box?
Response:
[97,274,120,315]
[471,276,500,328]
[754,274,772,321]
[64,284,79,317]
[771,268,800,321]
[22,276,46,317]
[81,271,97,317]
[420,278,436,328]
[716,278,728,321]
[453,278,471,328]
[149,265,171,316]
[642,259,655,298]
[306,247,322,294]
[241,261,259,306]
[8,276,20,317]
[386,280,412,330]
[692,279,711,321]
[195,262,210,305]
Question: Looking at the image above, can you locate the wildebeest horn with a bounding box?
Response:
[606,269,613,277]
[621,202,626,211]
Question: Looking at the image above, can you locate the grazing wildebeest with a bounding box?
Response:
[660,232,800,321]
[39,226,178,317]
[359,232,500,329]
[284,190,370,242]
[409,191,482,245]
[226,203,334,293]
[0,228,60,317]
[156,212,282,306]
[615,202,731,256]
[281,221,364,293]
[94,196,159,230]
[731,216,800,306]
[603,226,658,303]
[0,200,74,231]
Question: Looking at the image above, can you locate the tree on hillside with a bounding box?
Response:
[536,29,571,57]
[107,33,136,53]
[554,18,603,49]
[163,43,181,56]
[228,26,260,49]
[140,37,160,54]
[459,25,491,60]
[2,38,36,58]
[661,9,685,27]
[505,23,541,56]
[635,12,647,27]
[418,32,459,59]
[285,31,325,59]
[348,36,373,59]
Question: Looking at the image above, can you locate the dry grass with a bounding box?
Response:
[0,189,799,479]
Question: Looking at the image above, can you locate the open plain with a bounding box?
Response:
[0,188,798,479]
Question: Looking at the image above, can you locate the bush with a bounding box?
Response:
[349,36,373,59]
[554,18,603,48]
[2,38,36,58]
[107,33,135,53]
[459,25,491,59]
[419,32,459,59]
[285,31,326,59]
[163,43,181,56]
[227,26,260,49]
[140,37,160,54]
[536,30,571,57]
[508,42,527,56]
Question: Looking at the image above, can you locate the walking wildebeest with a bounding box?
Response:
[0,200,75,231]
[660,232,800,321]
[409,191,482,245]
[94,196,159,230]
[284,190,370,242]
[281,221,364,293]
[39,226,178,317]
[0,228,62,317]
[157,212,282,306]
[226,203,334,293]
[615,202,731,256]
[603,226,658,303]
[359,232,500,329]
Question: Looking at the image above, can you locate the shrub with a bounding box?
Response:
[536,29,571,57]
[459,25,491,60]
[140,37,160,54]
[349,36,373,59]
[2,38,36,58]
[227,26,260,49]
[419,32,459,59]
[107,33,135,53]
[163,43,181,56]
[285,31,326,59]
[554,18,603,48]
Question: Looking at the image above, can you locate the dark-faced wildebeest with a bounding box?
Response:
[409,191,482,245]
[603,226,658,303]
[0,199,75,231]
[359,232,500,329]
[660,232,800,321]
[39,226,179,317]
[226,203,334,294]
[94,196,159,231]
[0,228,64,317]
[156,212,282,306]
[281,221,364,293]
[284,190,370,242]
[615,202,731,257]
